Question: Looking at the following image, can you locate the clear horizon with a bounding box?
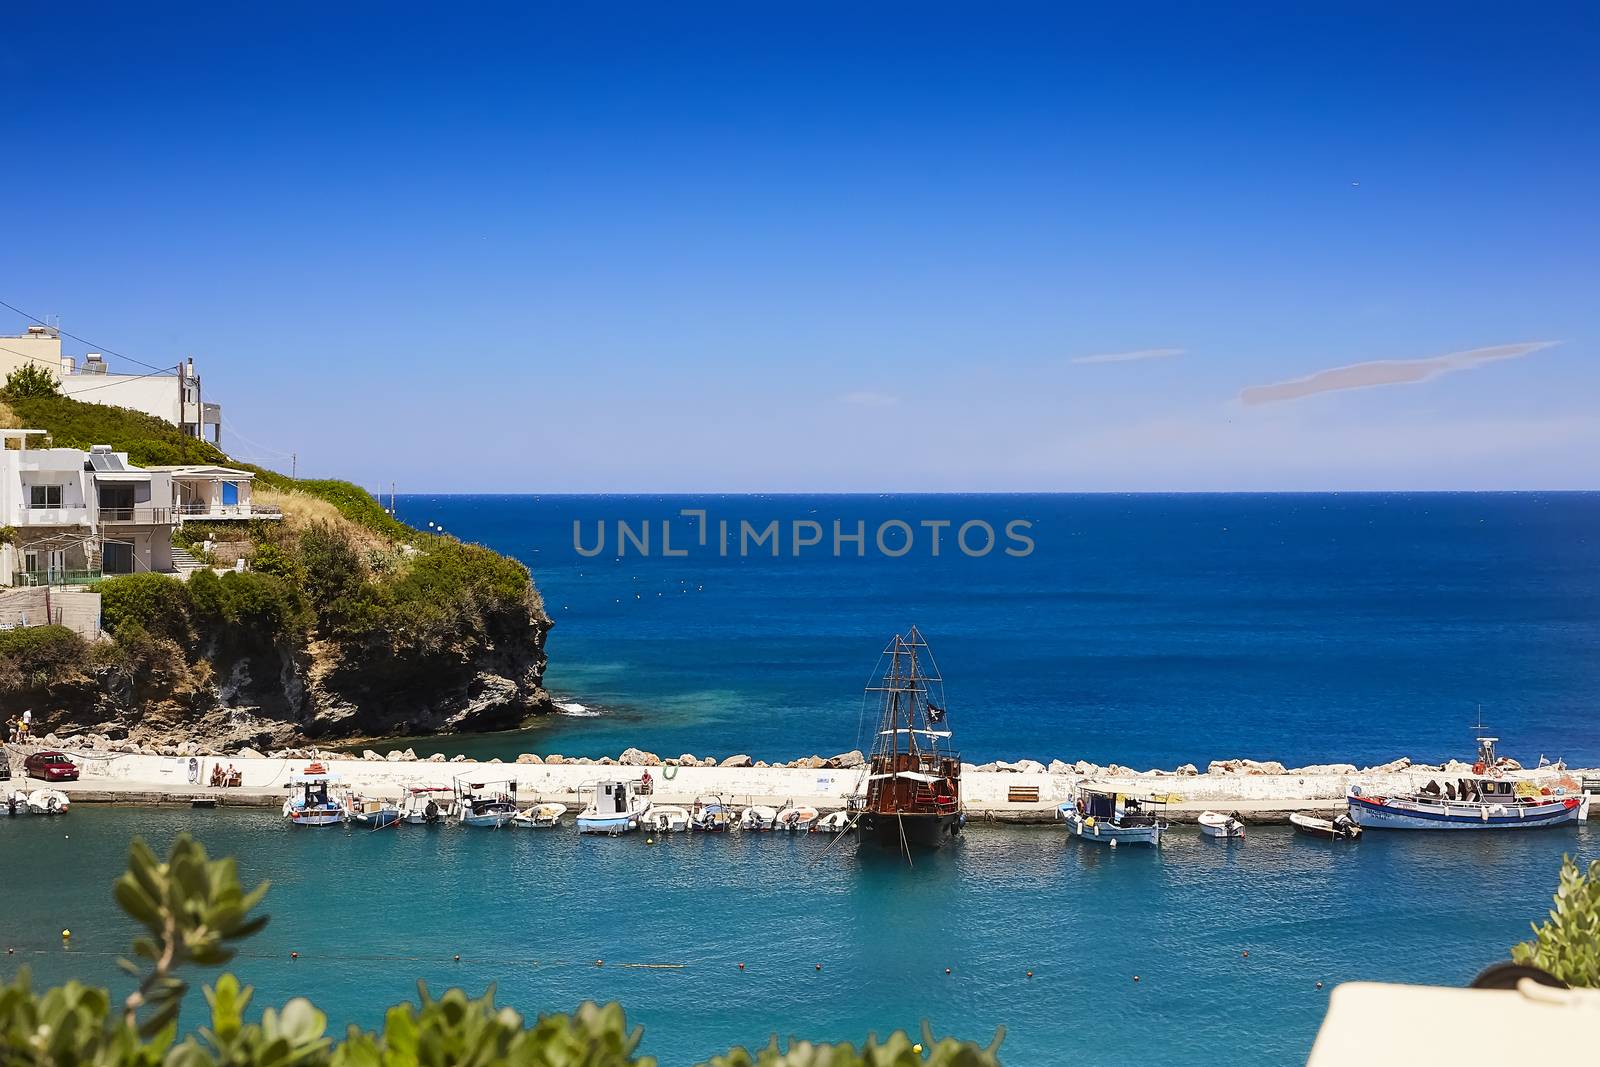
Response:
[3,2,1595,493]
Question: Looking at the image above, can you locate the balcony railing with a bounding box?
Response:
[17,506,92,527]
[97,506,171,524]
[175,503,283,520]
[11,569,103,588]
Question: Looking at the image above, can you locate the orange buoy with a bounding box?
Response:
[815,964,822,971]
[738,963,745,970]
[1242,951,1249,958]
[1026,970,1034,978]
[290,951,299,960]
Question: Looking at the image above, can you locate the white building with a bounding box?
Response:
[0,326,223,444]
[0,434,276,586]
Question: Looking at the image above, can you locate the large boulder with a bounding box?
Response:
[677,753,697,766]
[1073,760,1102,776]
[1011,759,1047,774]
[720,754,753,768]
[386,750,406,762]
[1366,757,1412,774]
[238,748,265,761]
[827,750,866,769]
[1047,760,1072,775]
[450,754,469,763]
[1241,759,1287,776]
[619,748,660,766]
[427,753,448,762]
[1296,763,1357,776]
[1174,763,1199,776]
[516,753,543,765]
[545,754,564,765]
[363,750,384,762]
[800,755,828,770]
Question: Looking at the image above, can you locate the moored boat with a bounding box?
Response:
[855,626,964,851]
[343,792,401,829]
[1198,811,1245,839]
[689,794,736,832]
[283,763,342,827]
[513,801,568,828]
[1290,811,1362,841]
[812,810,854,833]
[1060,785,1168,846]
[26,788,69,815]
[1346,734,1586,832]
[645,805,690,833]
[5,789,32,816]
[576,779,649,835]
[740,805,777,832]
[454,779,519,829]
[398,786,451,825]
[775,804,820,832]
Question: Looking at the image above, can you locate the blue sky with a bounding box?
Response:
[2,3,1595,491]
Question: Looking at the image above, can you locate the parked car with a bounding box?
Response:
[24,751,79,782]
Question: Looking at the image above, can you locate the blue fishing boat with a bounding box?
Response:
[453,778,519,829]
[343,792,401,829]
[282,763,343,827]
[1346,734,1589,831]
[576,779,650,835]
[1060,784,1169,846]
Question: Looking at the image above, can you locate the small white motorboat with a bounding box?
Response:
[1198,811,1246,839]
[644,805,689,833]
[740,805,778,832]
[689,795,736,832]
[5,790,32,816]
[27,788,69,815]
[775,804,820,832]
[513,802,568,828]
[812,810,855,833]
[398,786,452,825]
[1290,811,1363,841]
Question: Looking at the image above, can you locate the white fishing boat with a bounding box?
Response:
[1198,811,1245,839]
[576,780,649,835]
[5,790,31,816]
[454,779,519,829]
[740,805,778,832]
[1060,785,1169,847]
[398,786,452,825]
[1347,733,1587,832]
[689,794,736,832]
[513,801,568,828]
[283,763,342,827]
[1290,811,1362,841]
[26,788,69,815]
[813,810,854,833]
[644,805,690,833]
[343,792,401,829]
[775,804,820,832]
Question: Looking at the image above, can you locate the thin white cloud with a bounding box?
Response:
[837,391,900,407]
[1240,341,1559,406]
[1070,347,1185,365]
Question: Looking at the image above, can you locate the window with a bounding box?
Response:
[29,484,63,509]
[102,542,134,575]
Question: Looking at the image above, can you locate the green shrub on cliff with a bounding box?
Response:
[188,570,311,644]
[0,836,1001,1067]
[0,625,87,689]
[100,573,197,647]
[6,393,228,467]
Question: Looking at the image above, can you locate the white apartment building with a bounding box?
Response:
[0,433,275,586]
[0,325,223,444]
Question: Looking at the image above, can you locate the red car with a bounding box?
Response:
[24,751,79,782]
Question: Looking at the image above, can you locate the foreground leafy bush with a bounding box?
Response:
[0,837,1002,1066]
[1512,854,1600,987]
[100,574,197,647]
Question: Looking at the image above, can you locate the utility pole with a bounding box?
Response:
[291,452,297,480]
[390,481,397,516]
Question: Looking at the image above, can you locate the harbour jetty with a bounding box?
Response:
[23,736,1598,825]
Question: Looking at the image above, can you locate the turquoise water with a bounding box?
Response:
[7,809,1595,1065]
[388,493,1600,768]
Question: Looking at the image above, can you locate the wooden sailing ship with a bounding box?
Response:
[856,626,964,850]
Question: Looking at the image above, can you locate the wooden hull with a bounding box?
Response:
[857,810,962,849]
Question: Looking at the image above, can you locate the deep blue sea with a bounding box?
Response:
[392,493,1600,769]
[12,494,1600,1065]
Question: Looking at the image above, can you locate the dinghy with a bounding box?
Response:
[1198,811,1245,839]
[26,788,69,815]
[775,804,820,832]
[740,805,778,832]
[1290,812,1362,841]
[689,795,736,832]
[644,805,689,833]
[813,810,854,833]
[5,790,31,816]
[513,802,568,828]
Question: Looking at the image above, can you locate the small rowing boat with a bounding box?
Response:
[775,804,820,832]
[1290,812,1362,841]
[1198,811,1245,839]
[513,802,568,828]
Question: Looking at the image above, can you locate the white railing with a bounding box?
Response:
[17,507,93,526]
[175,503,283,520]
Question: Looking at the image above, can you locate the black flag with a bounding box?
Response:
[927,702,946,724]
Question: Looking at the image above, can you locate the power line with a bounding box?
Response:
[0,297,179,375]
[218,414,296,462]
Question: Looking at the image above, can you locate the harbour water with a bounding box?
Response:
[7,809,1595,1065]
[391,492,1600,768]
